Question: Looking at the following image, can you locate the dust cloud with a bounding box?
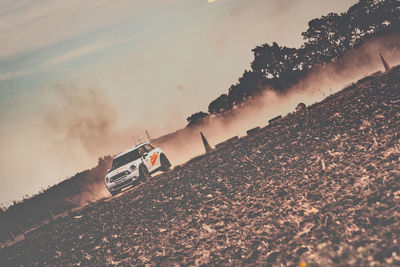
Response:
[152,34,400,167]
[44,85,118,157]
[41,85,145,204]
[40,84,186,205]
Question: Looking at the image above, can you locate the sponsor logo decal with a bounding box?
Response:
[150,152,158,165]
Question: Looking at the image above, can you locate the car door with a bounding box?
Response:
[144,144,160,171]
[138,146,152,171]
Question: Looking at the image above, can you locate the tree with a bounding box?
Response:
[227,70,264,105]
[208,94,233,114]
[301,12,349,65]
[345,0,399,45]
[251,42,299,78]
[186,112,209,127]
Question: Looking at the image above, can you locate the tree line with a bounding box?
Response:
[187,0,399,127]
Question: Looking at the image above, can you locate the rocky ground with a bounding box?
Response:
[1,67,399,266]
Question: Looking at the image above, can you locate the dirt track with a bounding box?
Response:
[1,67,400,266]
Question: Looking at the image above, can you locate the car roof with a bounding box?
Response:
[115,141,150,158]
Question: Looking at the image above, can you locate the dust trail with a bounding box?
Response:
[42,85,131,204]
[44,85,118,157]
[152,34,400,166]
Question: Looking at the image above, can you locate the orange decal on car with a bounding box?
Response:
[150,152,158,165]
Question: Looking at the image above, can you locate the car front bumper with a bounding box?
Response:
[106,171,139,192]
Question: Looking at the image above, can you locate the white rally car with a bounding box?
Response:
[105,142,171,196]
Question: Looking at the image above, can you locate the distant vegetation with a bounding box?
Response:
[187,0,399,125]
[0,156,112,243]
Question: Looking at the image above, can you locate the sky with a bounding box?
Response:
[0,0,358,206]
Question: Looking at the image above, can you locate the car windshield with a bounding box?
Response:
[111,149,141,170]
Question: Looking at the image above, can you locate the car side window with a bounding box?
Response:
[144,144,154,152]
[138,146,146,155]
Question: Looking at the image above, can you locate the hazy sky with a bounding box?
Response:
[0,0,357,205]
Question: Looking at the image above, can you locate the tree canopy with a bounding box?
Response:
[186,112,209,127]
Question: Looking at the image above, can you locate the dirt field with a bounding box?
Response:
[1,67,399,266]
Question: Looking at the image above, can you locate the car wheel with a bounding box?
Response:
[160,154,171,172]
[139,164,151,182]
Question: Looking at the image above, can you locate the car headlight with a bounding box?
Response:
[105,177,110,183]
[124,171,130,175]
[130,165,136,171]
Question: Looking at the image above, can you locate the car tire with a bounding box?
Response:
[139,164,151,182]
[160,154,171,172]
